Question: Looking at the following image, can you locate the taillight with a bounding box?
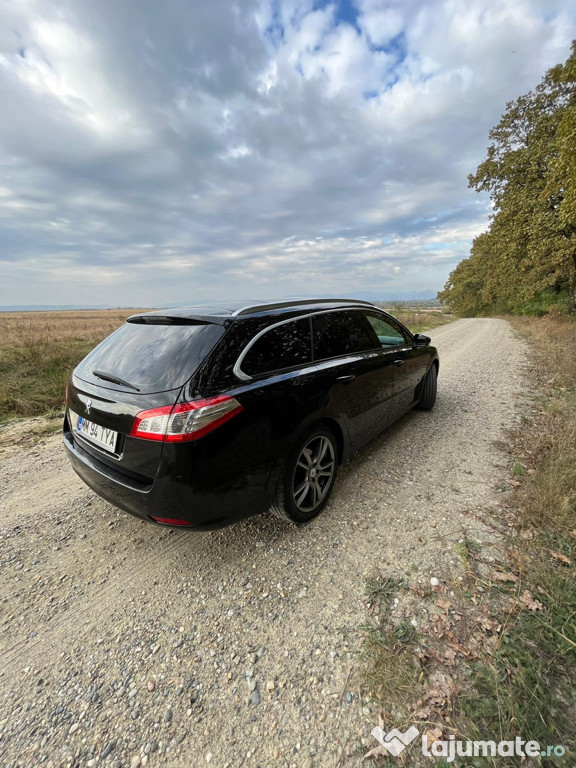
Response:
[130,395,243,442]
[65,381,69,405]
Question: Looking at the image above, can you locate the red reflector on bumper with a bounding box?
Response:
[149,516,192,526]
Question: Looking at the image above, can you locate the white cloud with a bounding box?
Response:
[358,7,404,47]
[0,0,574,306]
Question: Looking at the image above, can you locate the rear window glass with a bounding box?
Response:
[241,318,312,376]
[312,311,376,360]
[75,322,224,393]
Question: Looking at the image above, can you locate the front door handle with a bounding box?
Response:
[337,374,356,384]
[393,359,405,366]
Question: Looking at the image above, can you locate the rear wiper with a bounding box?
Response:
[92,370,140,391]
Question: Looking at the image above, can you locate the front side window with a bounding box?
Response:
[241,318,312,376]
[312,311,376,361]
[364,312,409,348]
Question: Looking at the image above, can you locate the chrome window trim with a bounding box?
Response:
[233,314,313,381]
[233,306,408,381]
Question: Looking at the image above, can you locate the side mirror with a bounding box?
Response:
[413,333,431,349]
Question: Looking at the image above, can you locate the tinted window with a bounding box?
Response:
[241,318,312,376]
[364,312,408,347]
[312,311,376,360]
[75,322,224,393]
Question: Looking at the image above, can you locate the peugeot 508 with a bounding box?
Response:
[63,298,439,528]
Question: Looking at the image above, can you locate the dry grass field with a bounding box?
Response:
[0,309,151,420]
[0,309,151,346]
[379,309,452,333]
[0,306,452,421]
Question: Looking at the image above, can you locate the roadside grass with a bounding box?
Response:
[459,316,576,760]
[0,308,452,422]
[0,310,148,421]
[359,315,576,766]
[360,576,422,719]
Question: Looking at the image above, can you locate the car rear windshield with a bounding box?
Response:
[75,321,224,394]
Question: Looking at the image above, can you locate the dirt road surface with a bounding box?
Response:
[0,318,527,768]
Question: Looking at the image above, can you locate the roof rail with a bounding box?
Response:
[231,298,375,317]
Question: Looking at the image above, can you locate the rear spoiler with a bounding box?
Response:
[127,314,217,326]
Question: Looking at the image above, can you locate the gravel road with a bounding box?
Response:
[0,318,528,768]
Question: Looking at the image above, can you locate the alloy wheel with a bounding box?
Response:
[291,435,336,513]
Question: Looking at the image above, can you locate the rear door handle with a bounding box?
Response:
[393,359,405,366]
[337,374,356,384]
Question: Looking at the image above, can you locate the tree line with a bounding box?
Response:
[439,43,576,316]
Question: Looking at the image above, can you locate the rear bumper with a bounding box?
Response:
[63,431,273,529]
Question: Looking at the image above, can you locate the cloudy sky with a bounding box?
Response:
[0,0,574,307]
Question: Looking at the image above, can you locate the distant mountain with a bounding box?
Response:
[0,292,439,312]
[356,291,439,303]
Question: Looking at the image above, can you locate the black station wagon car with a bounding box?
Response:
[63,299,439,528]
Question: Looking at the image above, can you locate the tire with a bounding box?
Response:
[416,364,437,411]
[271,426,339,524]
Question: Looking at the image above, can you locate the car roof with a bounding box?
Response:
[129,298,378,325]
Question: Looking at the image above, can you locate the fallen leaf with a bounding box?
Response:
[363,744,389,761]
[447,639,473,658]
[437,598,452,613]
[422,728,443,746]
[412,671,456,718]
[478,615,502,634]
[549,550,572,565]
[518,590,545,612]
[431,617,448,638]
[492,571,518,583]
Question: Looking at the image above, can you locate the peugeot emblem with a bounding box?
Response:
[86,398,92,415]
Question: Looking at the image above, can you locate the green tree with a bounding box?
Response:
[547,45,576,305]
[440,43,576,315]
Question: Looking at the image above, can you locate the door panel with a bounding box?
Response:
[393,348,431,412]
[314,352,396,447]
[361,310,427,418]
[311,310,398,447]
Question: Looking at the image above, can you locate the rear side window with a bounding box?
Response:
[312,311,376,360]
[75,321,224,393]
[241,318,312,377]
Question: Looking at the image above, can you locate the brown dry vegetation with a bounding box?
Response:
[0,309,151,346]
[0,309,151,420]
[508,317,576,537]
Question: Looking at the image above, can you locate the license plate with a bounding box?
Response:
[69,409,118,454]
